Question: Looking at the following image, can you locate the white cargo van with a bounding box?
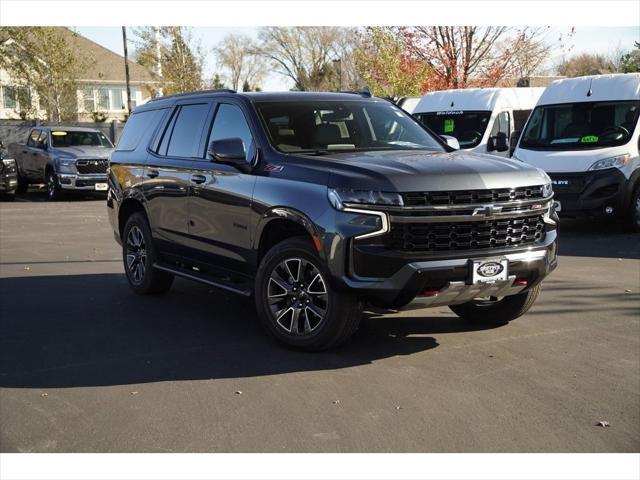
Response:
[513,73,640,231]
[396,96,421,114]
[413,87,545,157]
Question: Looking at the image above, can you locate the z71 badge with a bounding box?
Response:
[263,164,284,173]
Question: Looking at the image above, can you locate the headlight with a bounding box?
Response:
[542,182,553,198]
[2,158,16,173]
[588,154,630,171]
[56,158,76,174]
[328,188,404,210]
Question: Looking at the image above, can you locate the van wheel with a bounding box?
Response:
[449,284,541,323]
[626,186,640,233]
[46,170,64,201]
[122,212,174,295]
[255,237,362,351]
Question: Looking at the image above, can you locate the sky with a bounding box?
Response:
[74,26,640,92]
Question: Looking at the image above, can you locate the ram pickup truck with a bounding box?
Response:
[108,89,558,350]
[9,126,114,200]
[0,140,18,200]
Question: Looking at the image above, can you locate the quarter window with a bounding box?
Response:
[164,103,210,158]
[207,103,255,161]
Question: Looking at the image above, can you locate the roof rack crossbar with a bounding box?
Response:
[148,88,236,103]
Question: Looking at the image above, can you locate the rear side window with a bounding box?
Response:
[116,108,167,152]
[165,103,210,158]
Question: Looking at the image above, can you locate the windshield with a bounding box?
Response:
[414,111,491,148]
[520,101,639,150]
[51,131,114,148]
[255,100,444,154]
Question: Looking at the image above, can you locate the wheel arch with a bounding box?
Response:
[118,195,149,241]
[255,208,322,264]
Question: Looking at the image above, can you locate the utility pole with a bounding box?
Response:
[154,27,163,97]
[122,27,132,115]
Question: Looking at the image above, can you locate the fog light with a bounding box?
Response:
[605,206,614,215]
[421,288,439,297]
[514,279,528,287]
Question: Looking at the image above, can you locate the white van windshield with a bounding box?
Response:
[414,111,491,148]
[520,101,639,150]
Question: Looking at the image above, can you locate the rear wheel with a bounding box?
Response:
[122,212,174,295]
[449,284,541,323]
[255,237,362,351]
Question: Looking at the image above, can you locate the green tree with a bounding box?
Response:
[355,27,431,97]
[0,27,91,121]
[619,42,640,73]
[133,27,204,95]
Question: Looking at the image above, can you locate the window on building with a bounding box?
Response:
[128,88,138,109]
[110,88,124,110]
[2,86,17,110]
[97,88,109,111]
[82,87,96,112]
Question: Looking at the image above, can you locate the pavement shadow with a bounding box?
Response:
[10,187,106,202]
[0,273,504,389]
[557,217,639,259]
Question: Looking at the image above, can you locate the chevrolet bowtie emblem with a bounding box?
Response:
[472,205,503,216]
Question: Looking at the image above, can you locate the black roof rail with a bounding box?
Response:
[336,87,373,98]
[148,88,236,103]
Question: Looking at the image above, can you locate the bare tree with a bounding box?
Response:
[557,53,615,77]
[214,34,266,91]
[256,27,357,91]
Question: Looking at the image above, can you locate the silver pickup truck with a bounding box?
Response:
[8,126,114,200]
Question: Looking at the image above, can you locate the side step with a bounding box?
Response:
[153,263,252,296]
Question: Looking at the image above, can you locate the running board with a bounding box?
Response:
[153,263,252,296]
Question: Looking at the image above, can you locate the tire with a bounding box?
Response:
[16,169,28,194]
[0,192,15,201]
[46,169,64,201]
[122,212,174,295]
[625,186,640,233]
[449,284,541,323]
[254,237,362,351]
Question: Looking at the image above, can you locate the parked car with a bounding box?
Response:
[413,87,545,157]
[8,126,114,200]
[512,73,640,231]
[108,89,558,350]
[0,140,18,200]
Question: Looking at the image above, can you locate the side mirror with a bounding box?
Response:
[494,132,508,152]
[509,130,521,157]
[207,138,251,173]
[440,135,460,150]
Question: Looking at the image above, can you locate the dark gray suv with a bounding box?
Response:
[108,89,558,350]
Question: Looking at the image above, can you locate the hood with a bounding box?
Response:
[295,149,549,192]
[51,146,114,159]
[513,144,634,173]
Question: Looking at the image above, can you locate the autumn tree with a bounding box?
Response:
[214,34,266,91]
[355,27,431,97]
[0,27,92,121]
[403,26,553,89]
[134,27,204,95]
[256,27,358,91]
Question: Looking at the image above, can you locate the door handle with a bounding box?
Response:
[22,150,27,154]
[147,169,159,178]
[190,174,207,185]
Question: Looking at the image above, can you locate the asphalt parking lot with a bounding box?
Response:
[0,192,639,453]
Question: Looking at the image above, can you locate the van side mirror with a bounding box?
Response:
[488,132,508,152]
[440,135,460,150]
[509,130,521,157]
[207,138,251,173]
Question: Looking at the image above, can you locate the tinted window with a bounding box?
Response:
[207,103,255,161]
[117,108,167,152]
[414,111,491,149]
[166,103,210,158]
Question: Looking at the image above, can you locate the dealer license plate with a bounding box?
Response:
[471,258,508,284]
[95,183,108,191]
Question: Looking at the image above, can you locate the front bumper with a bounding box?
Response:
[549,168,627,217]
[57,173,108,192]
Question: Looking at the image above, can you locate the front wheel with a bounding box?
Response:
[46,169,64,201]
[449,284,541,323]
[625,186,640,233]
[254,237,362,351]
